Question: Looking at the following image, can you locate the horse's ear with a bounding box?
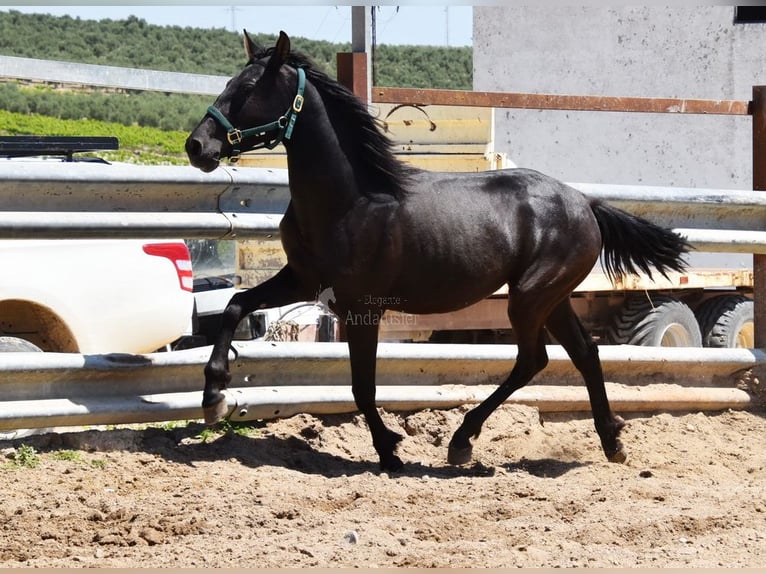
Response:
[243,29,260,61]
[275,31,291,61]
[266,30,291,73]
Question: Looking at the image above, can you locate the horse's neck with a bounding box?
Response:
[283,99,364,223]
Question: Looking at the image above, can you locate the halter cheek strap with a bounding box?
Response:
[206,67,306,163]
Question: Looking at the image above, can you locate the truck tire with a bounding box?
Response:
[607,294,702,347]
[0,336,43,352]
[695,294,754,348]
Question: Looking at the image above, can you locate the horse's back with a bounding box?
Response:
[405,167,598,245]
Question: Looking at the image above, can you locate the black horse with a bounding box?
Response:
[186,31,688,471]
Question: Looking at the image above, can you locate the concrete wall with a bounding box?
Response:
[472,6,765,189]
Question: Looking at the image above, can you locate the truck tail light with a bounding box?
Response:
[143,243,194,292]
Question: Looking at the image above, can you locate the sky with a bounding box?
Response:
[0,5,473,47]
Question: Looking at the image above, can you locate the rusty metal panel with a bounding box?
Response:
[395,154,501,172]
[373,86,751,116]
[238,153,288,169]
[373,103,494,145]
[575,268,755,293]
[237,238,286,288]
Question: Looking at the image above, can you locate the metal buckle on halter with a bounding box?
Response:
[227,129,243,145]
[292,94,305,113]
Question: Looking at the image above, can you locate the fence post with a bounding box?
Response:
[336,6,371,104]
[752,86,766,349]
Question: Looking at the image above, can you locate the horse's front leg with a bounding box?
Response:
[203,265,313,423]
[344,309,404,472]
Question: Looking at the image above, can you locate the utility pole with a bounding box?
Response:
[445,7,450,46]
[228,6,241,33]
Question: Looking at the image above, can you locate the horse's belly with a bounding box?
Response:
[390,273,507,316]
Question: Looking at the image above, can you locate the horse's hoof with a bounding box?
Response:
[203,397,229,425]
[607,448,628,464]
[447,443,473,466]
[380,455,404,473]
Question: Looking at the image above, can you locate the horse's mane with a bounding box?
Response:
[252,46,415,200]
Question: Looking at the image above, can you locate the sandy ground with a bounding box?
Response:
[1,403,765,568]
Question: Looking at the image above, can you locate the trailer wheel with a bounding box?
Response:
[607,294,702,347]
[0,336,43,352]
[695,295,754,348]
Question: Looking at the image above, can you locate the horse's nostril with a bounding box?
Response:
[185,137,202,158]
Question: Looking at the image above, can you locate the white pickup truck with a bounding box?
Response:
[0,136,223,354]
[0,238,195,353]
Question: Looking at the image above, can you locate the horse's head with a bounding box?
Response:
[186,30,303,172]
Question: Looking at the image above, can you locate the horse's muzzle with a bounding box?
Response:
[185,135,221,173]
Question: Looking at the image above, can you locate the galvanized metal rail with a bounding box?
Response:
[0,163,289,239]
[1,163,765,249]
[0,343,762,432]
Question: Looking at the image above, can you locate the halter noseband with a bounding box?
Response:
[206,66,306,163]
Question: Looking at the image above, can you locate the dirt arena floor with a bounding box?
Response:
[1,403,765,568]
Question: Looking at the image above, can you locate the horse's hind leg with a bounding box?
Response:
[448,297,549,465]
[345,312,404,472]
[545,298,627,463]
[202,265,312,423]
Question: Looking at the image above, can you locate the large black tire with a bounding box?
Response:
[607,294,702,347]
[0,336,43,352]
[695,294,754,348]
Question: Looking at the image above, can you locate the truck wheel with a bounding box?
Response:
[607,294,702,347]
[0,336,43,352]
[695,295,754,348]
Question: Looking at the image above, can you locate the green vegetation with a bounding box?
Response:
[0,109,190,165]
[194,419,262,442]
[52,450,83,462]
[0,10,470,86]
[0,10,472,142]
[0,82,210,133]
[8,444,40,469]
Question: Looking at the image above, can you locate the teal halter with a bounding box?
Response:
[206,67,306,163]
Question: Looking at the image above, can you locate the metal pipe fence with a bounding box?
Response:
[1,57,765,432]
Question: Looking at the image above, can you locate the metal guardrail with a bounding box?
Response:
[1,162,765,250]
[1,163,765,431]
[0,162,289,239]
[0,343,762,432]
[0,55,225,96]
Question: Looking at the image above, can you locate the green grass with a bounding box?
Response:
[0,109,189,166]
[8,444,40,468]
[52,449,83,462]
[194,419,262,442]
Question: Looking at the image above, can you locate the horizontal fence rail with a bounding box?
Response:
[0,343,763,433]
[0,163,289,239]
[372,87,752,116]
[1,163,764,252]
[0,56,753,117]
[0,55,225,96]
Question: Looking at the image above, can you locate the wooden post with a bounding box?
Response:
[752,86,766,349]
[336,52,368,103]
[337,6,371,104]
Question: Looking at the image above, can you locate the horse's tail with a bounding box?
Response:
[590,200,690,284]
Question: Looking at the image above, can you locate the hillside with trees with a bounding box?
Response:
[0,10,472,135]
